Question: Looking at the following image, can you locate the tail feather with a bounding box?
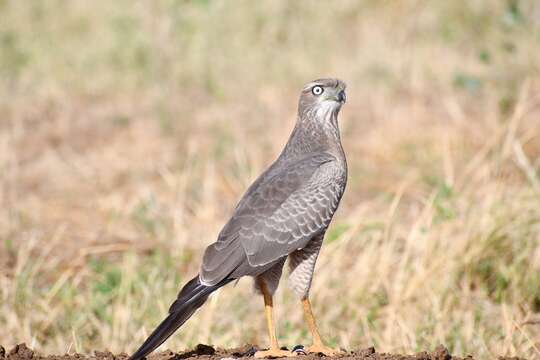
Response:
[129,275,232,360]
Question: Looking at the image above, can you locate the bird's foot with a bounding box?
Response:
[305,343,340,356]
[254,348,297,358]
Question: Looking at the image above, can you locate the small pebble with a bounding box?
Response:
[195,344,215,356]
[232,345,257,357]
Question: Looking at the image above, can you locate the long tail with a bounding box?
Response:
[129,275,233,360]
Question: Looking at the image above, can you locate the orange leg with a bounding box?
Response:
[255,280,296,358]
[301,298,340,356]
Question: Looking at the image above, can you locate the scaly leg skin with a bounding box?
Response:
[255,280,296,358]
[302,298,340,356]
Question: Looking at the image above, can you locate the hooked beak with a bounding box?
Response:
[337,90,346,103]
[325,89,347,104]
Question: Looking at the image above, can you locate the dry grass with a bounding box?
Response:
[1,1,540,359]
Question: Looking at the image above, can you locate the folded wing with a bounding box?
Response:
[200,152,343,284]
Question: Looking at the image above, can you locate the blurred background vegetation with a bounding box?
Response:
[1,1,540,359]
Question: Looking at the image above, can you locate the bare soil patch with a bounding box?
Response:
[0,343,525,360]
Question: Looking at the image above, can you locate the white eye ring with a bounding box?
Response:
[312,85,324,96]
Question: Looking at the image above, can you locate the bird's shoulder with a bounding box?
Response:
[259,152,338,186]
[215,152,336,239]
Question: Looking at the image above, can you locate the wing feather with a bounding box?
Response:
[200,152,344,284]
[242,179,344,266]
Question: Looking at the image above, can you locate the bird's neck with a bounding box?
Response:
[280,106,344,160]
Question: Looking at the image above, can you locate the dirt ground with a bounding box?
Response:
[0,343,526,360]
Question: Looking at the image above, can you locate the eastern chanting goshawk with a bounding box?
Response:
[130,78,348,359]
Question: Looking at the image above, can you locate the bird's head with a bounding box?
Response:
[298,78,347,121]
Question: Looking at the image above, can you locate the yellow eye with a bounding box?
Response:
[312,86,324,96]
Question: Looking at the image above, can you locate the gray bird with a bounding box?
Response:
[129,78,347,359]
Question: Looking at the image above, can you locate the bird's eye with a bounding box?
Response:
[312,86,324,96]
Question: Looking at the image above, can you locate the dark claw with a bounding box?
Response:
[291,345,307,355]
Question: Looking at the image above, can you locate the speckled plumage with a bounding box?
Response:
[201,79,347,294]
[130,78,347,360]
